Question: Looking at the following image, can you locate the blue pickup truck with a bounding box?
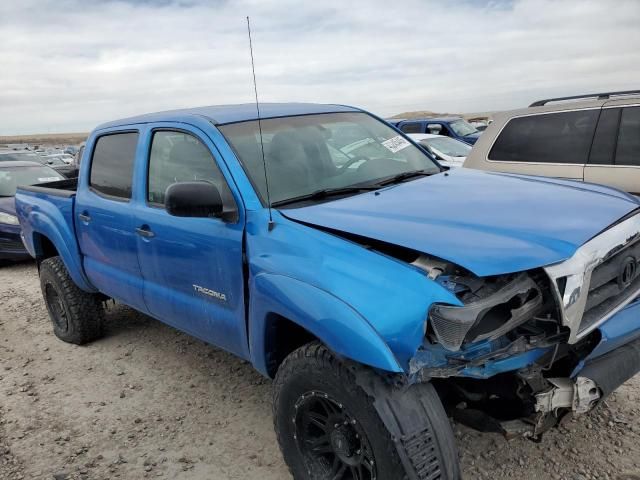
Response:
[388,116,482,145]
[15,103,640,480]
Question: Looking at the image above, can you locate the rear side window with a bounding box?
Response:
[90,133,138,199]
[489,110,599,164]
[400,122,423,134]
[589,108,620,165]
[615,107,640,166]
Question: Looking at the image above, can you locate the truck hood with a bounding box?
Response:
[280,168,640,277]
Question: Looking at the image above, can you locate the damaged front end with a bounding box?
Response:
[409,254,568,378]
[402,212,640,440]
[406,254,606,440]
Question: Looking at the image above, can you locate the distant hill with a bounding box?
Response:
[0,109,497,146]
[390,110,455,119]
[0,132,88,146]
[391,110,494,122]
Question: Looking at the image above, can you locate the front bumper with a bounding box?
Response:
[572,295,640,395]
[0,226,29,260]
[535,297,640,420]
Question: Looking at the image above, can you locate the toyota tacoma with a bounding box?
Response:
[15,103,640,480]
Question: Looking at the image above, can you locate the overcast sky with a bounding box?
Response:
[1,0,639,135]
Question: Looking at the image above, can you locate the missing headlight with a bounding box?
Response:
[429,273,544,351]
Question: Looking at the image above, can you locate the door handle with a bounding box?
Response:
[78,212,91,223]
[135,226,155,238]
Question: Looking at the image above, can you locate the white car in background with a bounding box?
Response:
[407,133,471,168]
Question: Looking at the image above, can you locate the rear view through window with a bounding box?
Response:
[489,110,599,164]
[89,132,138,199]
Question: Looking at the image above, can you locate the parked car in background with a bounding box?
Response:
[0,151,76,178]
[64,145,79,156]
[393,116,483,145]
[469,120,489,132]
[465,90,640,193]
[41,153,75,166]
[407,133,471,168]
[384,118,406,128]
[0,161,64,262]
[14,103,640,479]
[74,143,85,170]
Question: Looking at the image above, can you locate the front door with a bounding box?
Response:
[75,130,148,312]
[132,126,248,357]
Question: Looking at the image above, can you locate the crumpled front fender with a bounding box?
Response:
[249,272,402,375]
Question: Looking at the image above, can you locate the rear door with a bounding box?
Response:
[584,105,640,194]
[484,109,599,180]
[75,130,148,312]
[131,125,248,357]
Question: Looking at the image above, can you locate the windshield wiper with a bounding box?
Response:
[374,169,435,187]
[272,185,380,207]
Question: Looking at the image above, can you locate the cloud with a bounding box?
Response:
[0,0,639,134]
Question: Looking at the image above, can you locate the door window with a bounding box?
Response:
[147,131,236,214]
[89,132,138,199]
[489,109,599,164]
[400,122,423,134]
[615,107,640,166]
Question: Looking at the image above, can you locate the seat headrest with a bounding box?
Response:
[169,140,209,163]
[269,130,306,164]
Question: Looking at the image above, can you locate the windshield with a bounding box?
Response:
[219,112,440,205]
[449,120,478,137]
[0,166,63,196]
[423,137,471,157]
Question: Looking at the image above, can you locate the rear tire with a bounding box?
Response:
[39,256,104,344]
[273,342,460,480]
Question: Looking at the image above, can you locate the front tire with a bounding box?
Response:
[39,256,104,344]
[273,342,460,480]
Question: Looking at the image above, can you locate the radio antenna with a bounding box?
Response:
[246,16,274,230]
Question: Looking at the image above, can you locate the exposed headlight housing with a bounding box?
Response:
[429,273,544,351]
[0,212,19,225]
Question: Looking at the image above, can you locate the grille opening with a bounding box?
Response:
[580,240,640,332]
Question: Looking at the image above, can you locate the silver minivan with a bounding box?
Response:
[464,90,640,194]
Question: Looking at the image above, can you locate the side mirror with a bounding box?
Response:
[426,123,442,134]
[165,181,223,218]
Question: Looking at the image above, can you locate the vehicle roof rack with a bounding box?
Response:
[529,90,640,107]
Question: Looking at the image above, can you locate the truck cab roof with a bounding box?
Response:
[96,102,361,130]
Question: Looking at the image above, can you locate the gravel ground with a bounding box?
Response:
[1,261,640,480]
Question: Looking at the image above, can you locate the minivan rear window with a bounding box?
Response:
[615,107,640,166]
[489,110,599,164]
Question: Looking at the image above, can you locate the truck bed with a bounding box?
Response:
[18,177,78,198]
[15,176,99,292]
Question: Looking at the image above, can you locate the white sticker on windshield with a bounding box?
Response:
[382,135,411,153]
[37,177,60,182]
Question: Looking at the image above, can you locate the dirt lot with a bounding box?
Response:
[1,261,640,480]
